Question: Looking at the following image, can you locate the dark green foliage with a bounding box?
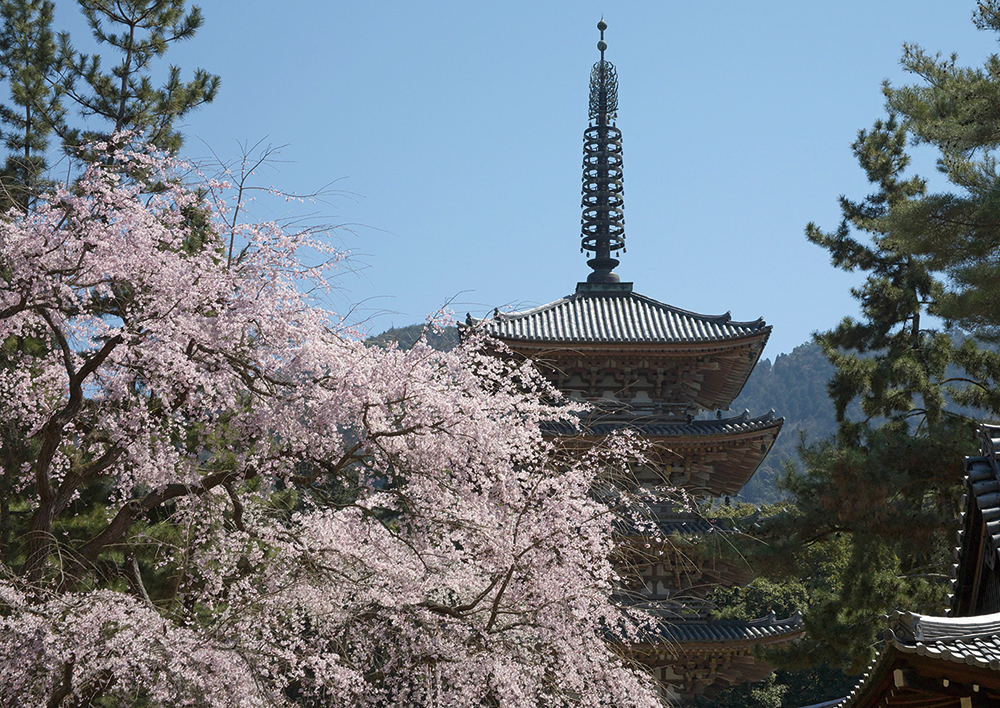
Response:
[710,575,809,623]
[704,665,855,708]
[0,0,219,210]
[0,0,221,663]
[0,0,63,210]
[751,118,979,672]
[56,0,219,155]
[747,7,1000,677]
[875,1,1000,338]
[698,673,789,708]
[705,571,855,707]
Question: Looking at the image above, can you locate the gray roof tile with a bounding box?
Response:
[544,410,781,438]
[642,614,804,644]
[953,452,1000,610]
[839,610,1000,707]
[477,290,769,344]
[616,511,762,538]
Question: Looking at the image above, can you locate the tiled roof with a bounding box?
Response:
[965,455,1000,564]
[643,613,804,645]
[544,410,782,438]
[887,610,1000,664]
[839,610,1000,707]
[615,511,761,538]
[476,289,769,344]
[951,425,1000,616]
[654,514,737,536]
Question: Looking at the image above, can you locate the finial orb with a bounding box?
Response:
[597,40,607,51]
[597,19,607,31]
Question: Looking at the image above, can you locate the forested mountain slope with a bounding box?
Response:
[723,343,837,504]
[366,323,460,352]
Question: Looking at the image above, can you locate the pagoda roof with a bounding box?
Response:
[616,513,723,539]
[651,512,754,537]
[545,409,781,438]
[549,410,782,497]
[635,613,803,646]
[615,510,761,542]
[477,285,769,347]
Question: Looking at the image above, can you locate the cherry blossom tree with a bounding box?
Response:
[0,142,662,707]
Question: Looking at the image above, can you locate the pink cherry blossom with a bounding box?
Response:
[0,142,664,707]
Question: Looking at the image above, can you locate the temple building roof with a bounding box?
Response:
[838,610,1000,708]
[479,286,770,346]
[828,426,1000,708]
[887,611,1000,655]
[635,614,805,704]
[950,424,1000,617]
[639,511,760,537]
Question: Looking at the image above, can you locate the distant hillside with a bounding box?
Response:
[722,343,837,504]
[368,325,836,503]
[366,324,459,352]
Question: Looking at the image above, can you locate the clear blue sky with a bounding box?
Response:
[55,1,1000,357]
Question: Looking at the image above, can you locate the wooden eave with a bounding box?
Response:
[843,651,1000,708]
[952,452,1000,617]
[643,625,805,654]
[554,416,783,497]
[495,330,771,358]
[617,537,757,601]
[499,334,769,412]
[632,623,804,702]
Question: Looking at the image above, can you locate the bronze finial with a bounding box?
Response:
[580,20,625,284]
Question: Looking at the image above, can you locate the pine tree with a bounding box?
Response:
[756,3,1000,672]
[0,2,221,670]
[754,118,983,672]
[0,0,64,210]
[873,1,1000,416]
[0,0,219,209]
[55,0,219,155]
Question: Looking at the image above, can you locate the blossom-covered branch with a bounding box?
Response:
[0,142,660,707]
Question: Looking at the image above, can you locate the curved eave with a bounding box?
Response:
[839,611,1000,708]
[549,410,782,438]
[619,548,758,599]
[711,332,769,410]
[485,330,770,412]
[617,513,761,594]
[840,651,1000,708]
[471,291,771,348]
[550,412,784,497]
[962,455,1000,559]
[637,615,804,648]
[616,511,761,539]
[952,442,1000,616]
[628,615,803,702]
[484,327,772,358]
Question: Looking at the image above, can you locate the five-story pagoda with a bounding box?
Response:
[472,21,801,706]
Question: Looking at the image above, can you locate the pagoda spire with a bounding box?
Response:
[580,19,625,284]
